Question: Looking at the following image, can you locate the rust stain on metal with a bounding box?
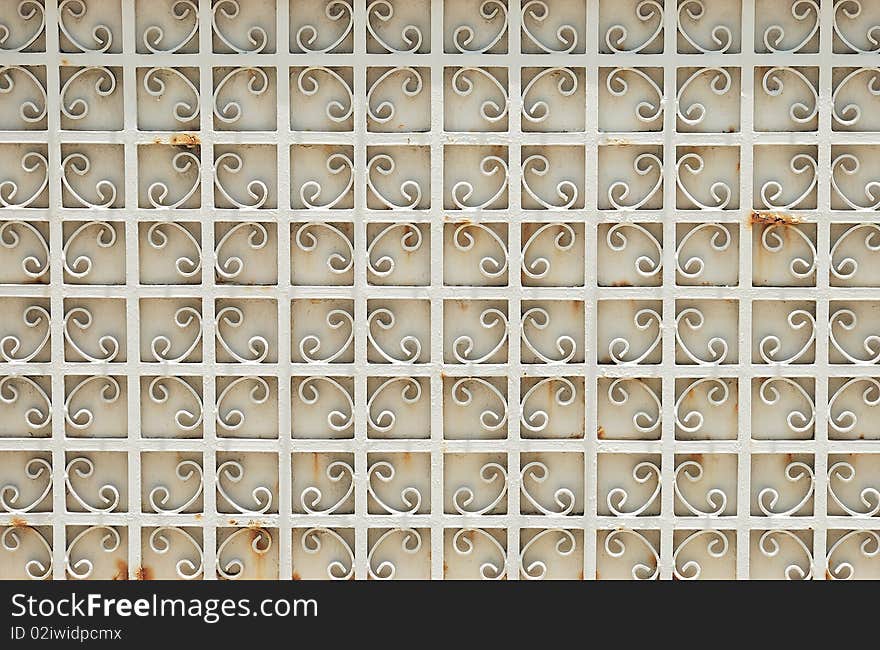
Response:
[597,425,606,439]
[170,133,200,148]
[151,133,200,148]
[749,210,801,226]
[113,560,128,580]
[135,565,153,580]
[10,516,28,528]
[292,571,302,580]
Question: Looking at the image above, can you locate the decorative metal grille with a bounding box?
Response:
[1,0,879,581]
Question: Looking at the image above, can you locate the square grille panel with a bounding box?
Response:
[1,0,879,580]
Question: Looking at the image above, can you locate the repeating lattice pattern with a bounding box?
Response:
[1,0,880,580]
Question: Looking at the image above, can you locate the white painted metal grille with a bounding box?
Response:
[1,0,879,581]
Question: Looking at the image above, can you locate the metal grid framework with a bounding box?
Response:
[1,0,880,580]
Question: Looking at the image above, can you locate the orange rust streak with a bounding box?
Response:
[170,133,200,147]
[152,133,201,147]
[113,560,129,581]
[748,210,801,226]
